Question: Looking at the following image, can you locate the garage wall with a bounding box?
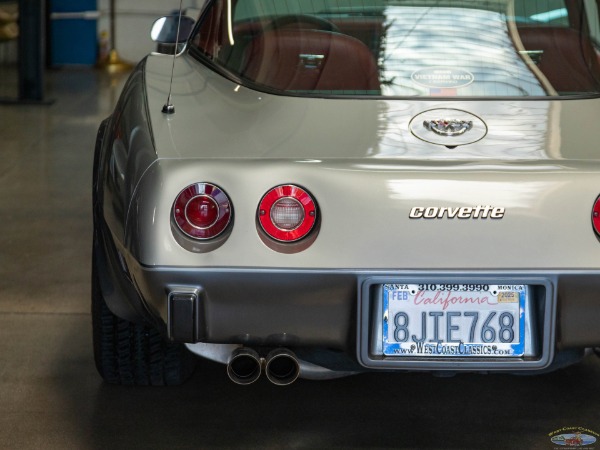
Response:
[97,0,206,63]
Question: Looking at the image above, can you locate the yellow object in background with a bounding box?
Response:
[0,3,17,23]
[0,22,18,42]
[0,5,18,42]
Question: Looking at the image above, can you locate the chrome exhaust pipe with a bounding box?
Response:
[265,348,300,386]
[227,348,262,385]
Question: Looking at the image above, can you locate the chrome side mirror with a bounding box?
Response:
[151,15,195,44]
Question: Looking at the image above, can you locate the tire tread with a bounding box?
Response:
[92,259,195,386]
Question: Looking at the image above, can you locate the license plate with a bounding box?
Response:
[382,283,526,357]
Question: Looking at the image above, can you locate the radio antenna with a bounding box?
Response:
[162,0,184,114]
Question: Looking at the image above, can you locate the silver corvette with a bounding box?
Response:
[93,0,600,386]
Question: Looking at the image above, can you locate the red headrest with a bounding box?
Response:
[241,29,380,92]
[517,27,600,92]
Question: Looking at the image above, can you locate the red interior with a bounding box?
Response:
[517,27,600,92]
[240,29,380,91]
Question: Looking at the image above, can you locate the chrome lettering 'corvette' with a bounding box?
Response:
[409,206,505,219]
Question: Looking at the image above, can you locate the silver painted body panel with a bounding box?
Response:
[129,156,600,269]
[110,53,600,271]
[144,54,599,162]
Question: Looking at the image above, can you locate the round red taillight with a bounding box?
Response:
[186,195,219,229]
[593,195,600,236]
[173,183,232,240]
[258,185,317,242]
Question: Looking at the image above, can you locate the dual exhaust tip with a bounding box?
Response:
[227,348,300,386]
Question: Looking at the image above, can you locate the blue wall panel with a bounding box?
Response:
[49,0,98,65]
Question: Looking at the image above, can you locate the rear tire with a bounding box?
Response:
[91,256,195,386]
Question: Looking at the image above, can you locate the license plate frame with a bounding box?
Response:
[381,283,526,358]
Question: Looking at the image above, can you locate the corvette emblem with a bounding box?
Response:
[409,206,505,219]
[423,119,473,137]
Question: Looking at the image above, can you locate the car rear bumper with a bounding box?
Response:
[136,264,600,369]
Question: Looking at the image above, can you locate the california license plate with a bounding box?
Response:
[382,283,526,357]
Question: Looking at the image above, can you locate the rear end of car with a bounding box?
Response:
[124,149,600,377]
[94,0,600,385]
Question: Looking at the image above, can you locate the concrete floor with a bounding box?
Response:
[0,68,599,450]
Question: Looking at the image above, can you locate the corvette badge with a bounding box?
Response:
[409,206,505,219]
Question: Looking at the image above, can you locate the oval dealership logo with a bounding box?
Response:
[410,109,487,146]
[411,67,474,89]
[551,433,597,446]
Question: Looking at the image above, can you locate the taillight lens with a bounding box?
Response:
[593,195,600,236]
[173,183,232,239]
[258,185,317,242]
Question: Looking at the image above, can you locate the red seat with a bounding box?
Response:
[517,27,600,92]
[240,29,380,92]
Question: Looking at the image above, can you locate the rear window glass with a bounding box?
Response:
[191,0,600,97]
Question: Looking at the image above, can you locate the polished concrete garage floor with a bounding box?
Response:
[1,69,599,450]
